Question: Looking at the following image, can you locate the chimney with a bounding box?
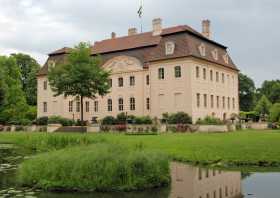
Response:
[111,32,116,39]
[202,19,211,39]
[128,28,137,36]
[152,18,162,36]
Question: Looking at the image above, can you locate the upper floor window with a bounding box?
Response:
[130,97,135,111]
[216,72,219,82]
[129,76,135,86]
[222,96,225,109]
[43,102,47,113]
[216,96,220,108]
[211,95,214,108]
[158,68,164,80]
[94,101,98,112]
[85,101,90,112]
[228,97,230,109]
[118,98,124,111]
[222,73,225,83]
[203,68,207,80]
[69,101,73,112]
[43,81,47,90]
[232,98,235,109]
[212,49,218,60]
[108,79,112,88]
[196,93,200,108]
[223,53,229,64]
[146,75,150,85]
[165,41,175,55]
[107,99,112,112]
[196,66,200,78]
[118,77,123,87]
[210,70,213,81]
[174,66,181,78]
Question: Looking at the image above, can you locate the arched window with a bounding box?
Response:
[118,98,124,111]
[107,99,112,112]
[130,97,135,111]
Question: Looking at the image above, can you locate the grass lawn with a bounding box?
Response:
[1,129,280,167]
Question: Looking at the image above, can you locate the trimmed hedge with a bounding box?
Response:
[196,116,224,125]
[48,116,75,126]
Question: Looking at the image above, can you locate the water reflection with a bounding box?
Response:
[170,162,242,198]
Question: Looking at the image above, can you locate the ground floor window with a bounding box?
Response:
[43,102,47,113]
[130,97,135,111]
[146,98,150,110]
[69,101,73,112]
[118,98,124,111]
[76,101,80,112]
[86,101,90,112]
[108,99,112,112]
[94,101,98,112]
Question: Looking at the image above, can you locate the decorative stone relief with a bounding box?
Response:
[223,53,229,64]
[103,56,143,73]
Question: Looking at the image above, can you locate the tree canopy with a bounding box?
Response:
[12,53,40,105]
[48,42,111,122]
[257,80,280,104]
[254,95,272,117]
[239,73,256,111]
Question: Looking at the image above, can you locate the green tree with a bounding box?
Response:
[239,73,256,111]
[269,103,280,122]
[12,53,40,105]
[48,42,110,123]
[0,56,29,124]
[258,80,280,104]
[254,95,272,117]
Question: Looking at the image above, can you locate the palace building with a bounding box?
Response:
[37,18,239,122]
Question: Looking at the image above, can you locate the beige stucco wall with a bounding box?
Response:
[37,56,239,123]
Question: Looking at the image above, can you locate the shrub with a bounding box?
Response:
[25,106,37,121]
[114,124,127,132]
[167,112,192,124]
[196,116,224,125]
[36,116,48,125]
[102,116,116,125]
[134,116,153,125]
[18,144,170,191]
[48,116,75,126]
[270,103,280,123]
[116,113,127,124]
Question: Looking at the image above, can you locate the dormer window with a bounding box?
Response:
[212,49,218,60]
[223,53,229,64]
[198,43,206,56]
[48,60,56,70]
[165,41,175,55]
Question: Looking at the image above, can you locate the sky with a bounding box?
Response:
[0,0,279,87]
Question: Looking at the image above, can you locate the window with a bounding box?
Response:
[109,79,112,88]
[198,43,206,56]
[158,68,164,79]
[198,168,202,180]
[204,94,207,108]
[197,93,200,107]
[174,66,181,78]
[219,188,222,198]
[43,81,47,90]
[216,72,219,82]
[76,101,80,112]
[203,68,206,80]
[212,49,218,60]
[213,190,217,198]
[94,101,98,112]
[129,76,135,86]
[43,102,47,113]
[130,97,135,111]
[107,99,112,112]
[232,98,235,109]
[207,193,210,198]
[196,66,200,78]
[222,73,225,83]
[86,101,90,112]
[118,98,124,111]
[146,98,150,110]
[211,95,214,108]
[165,41,175,55]
[222,96,225,109]
[228,97,230,109]
[206,169,209,178]
[225,186,228,197]
[146,75,150,85]
[69,101,73,112]
[118,77,123,87]
[216,96,220,108]
[210,70,213,81]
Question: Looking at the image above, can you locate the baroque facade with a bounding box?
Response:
[37,18,239,122]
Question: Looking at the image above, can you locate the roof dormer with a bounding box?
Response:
[198,43,206,56]
[165,41,175,55]
[212,49,218,61]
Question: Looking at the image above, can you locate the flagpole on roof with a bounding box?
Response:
[138,0,143,32]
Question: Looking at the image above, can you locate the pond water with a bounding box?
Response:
[1,145,280,198]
